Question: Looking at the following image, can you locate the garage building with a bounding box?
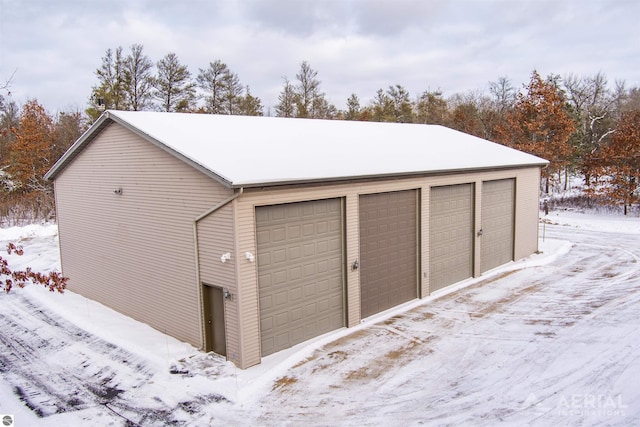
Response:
[45,111,547,368]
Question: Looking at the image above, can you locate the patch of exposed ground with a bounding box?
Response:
[271,375,298,392]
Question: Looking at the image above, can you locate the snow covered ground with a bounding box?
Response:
[1,209,639,426]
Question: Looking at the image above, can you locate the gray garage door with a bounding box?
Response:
[256,199,344,356]
[481,179,515,272]
[359,190,418,318]
[429,184,475,292]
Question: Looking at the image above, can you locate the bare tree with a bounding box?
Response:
[275,77,297,118]
[52,111,88,162]
[488,76,516,113]
[0,70,16,111]
[197,60,230,114]
[124,44,154,111]
[295,61,320,118]
[222,71,243,115]
[414,89,448,125]
[563,73,618,186]
[370,88,394,122]
[291,61,336,119]
[93,47,127,110]
[446,91,489,138]
[387,84,413,123]
[344,93,361,120]
[0,100,18,149]
[0,71,17,163]
[621,85,640,113]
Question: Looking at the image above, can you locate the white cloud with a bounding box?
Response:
[1,0,638,114]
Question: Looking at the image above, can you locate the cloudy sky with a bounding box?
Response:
[1,0,638,114]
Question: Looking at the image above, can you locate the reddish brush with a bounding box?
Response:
[1,242,68,294]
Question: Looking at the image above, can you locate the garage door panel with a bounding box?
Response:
[481,179,515,272]
[289,266,301,281]
[259,294,273,311]
[429,184,474,292]
[273,270,287,285]
[302,243,315,257]
[289,285,302,301]
[359,190,418,318]
[272,248,287,263]
[257,198,344,356]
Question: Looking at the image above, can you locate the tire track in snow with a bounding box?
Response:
[0,292,207,425]
[411,229,640,426]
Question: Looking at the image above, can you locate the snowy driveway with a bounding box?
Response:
[1,217,640,426]
[251,224,640,426]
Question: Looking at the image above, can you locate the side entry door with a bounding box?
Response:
[203,285,227,356]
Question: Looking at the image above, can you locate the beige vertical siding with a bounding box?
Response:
[514,167,542,260]
[235,199,261,368]
[54,123,233,347]
[344,193,360,327]
[233,166,541,366]
[196,203,240,364]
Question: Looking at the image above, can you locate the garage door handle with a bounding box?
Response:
[477,229,483,237]
[351,259,359,271]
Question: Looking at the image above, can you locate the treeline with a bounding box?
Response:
[85,45,263,120]
[1,42,640,225]
[84,44,640,215]
[0,93,87,225]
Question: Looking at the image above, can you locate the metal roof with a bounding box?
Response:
[45,110,548,188]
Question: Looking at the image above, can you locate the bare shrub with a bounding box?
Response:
[541,192,637,215]
[0,192,55,227]
[1,242,68,293]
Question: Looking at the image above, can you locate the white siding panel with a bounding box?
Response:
[55,123,232,347]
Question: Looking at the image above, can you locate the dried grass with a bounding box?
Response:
[0,192,55,227]
[271,375,298,392]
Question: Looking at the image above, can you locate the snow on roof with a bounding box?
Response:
[47,110,548,187]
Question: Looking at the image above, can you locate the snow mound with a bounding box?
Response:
[0,223,58,242]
